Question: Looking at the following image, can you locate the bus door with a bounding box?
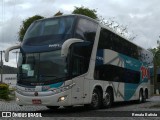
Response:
[70,42,92,104]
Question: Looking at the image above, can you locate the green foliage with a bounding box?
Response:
[54,11,63,16]
[149,48,160,66]
[149,47,160,89]
[72,6,97,19]
[18,15,44,42]
[0,83,9,100]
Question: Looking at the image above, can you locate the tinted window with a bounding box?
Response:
[70,42,93,77]
[17,51,69,86]
[98,28,139,60]
[138,48,153,65]
[23,16,75,46]
[157,74,160,82]
[94,64,140,84]
[75,18,98,42]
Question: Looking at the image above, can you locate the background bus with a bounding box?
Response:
[5,14,153,109]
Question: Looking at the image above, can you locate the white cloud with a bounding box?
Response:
[17,3,32,9]
[1,0,160,67]
[129,13,152,19]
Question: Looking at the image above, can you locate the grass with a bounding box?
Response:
[8,88,16,100]
[0,88,16,101]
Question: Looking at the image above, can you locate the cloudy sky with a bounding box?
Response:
[0,0,160,67]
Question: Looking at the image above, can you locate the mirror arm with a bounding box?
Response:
[5,44,21,62]
[61,38,84,57]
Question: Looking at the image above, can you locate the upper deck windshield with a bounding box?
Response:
[22,16,75,46]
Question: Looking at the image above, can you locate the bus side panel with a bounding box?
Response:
[71,76,84,105]
[95,49,150,102]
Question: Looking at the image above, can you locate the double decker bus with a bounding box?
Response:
[5,14,153,109]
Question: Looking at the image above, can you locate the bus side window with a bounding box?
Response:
[71,43,93,77]
[75,18,98,42]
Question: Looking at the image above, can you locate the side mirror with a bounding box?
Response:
[61,38,84,57]
[5,44,21,62]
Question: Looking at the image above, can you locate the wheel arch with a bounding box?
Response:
[90,84,103,103]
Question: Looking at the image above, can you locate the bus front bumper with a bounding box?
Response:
[15,90,72,106]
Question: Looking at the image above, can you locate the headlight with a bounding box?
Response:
[58,95,68,102]
[50,83,75,94]
[16,97,20,102]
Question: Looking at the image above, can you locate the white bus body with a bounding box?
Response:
[5,14,153,109]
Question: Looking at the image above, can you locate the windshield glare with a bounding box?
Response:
[23,16,75,46]
[18,50,68,85]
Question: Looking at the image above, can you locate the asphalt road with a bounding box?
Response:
[1,96,160,119]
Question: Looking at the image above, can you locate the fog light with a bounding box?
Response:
[16,97,20,102]
[58,96,67,102]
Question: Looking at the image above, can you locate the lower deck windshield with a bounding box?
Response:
[18,50,68,86]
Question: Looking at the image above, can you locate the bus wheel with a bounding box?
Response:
[103,90,113,108]
[46,106,59,110]
[90,88,102,109]
[138,90,143,103]
[143,90,148,102]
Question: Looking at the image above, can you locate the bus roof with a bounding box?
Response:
[99,20,152,55]
[35,14,153,56]
[35,14,98,23]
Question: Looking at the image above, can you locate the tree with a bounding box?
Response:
[72,6,97,19]
[18,15,44,42]
[149,42,160,92]
[54,11,63,16]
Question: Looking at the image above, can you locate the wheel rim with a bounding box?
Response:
[139,92,142,102]
[104,93,110,106]
[91,92,99,107]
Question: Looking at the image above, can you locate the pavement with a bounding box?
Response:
[0,99,47,112]
[0,96,160,120]
[0,96,160,111]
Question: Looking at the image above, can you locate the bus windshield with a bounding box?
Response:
[18,50,68,86]
[22,16,75,46]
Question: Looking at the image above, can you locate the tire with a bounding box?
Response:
[143,90,148,102]
[138,90,143,103]
[103,90,113,108]
[89,88,102,110]
[46,106,59,110]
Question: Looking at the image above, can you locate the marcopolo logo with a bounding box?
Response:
[49,44,61,48]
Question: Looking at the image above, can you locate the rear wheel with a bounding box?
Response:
[138,90,143,103]
[143,90,148,102]
[103,90,113,108]
[46,106,59,110]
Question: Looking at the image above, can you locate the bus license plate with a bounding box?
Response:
[32,99,41,104]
